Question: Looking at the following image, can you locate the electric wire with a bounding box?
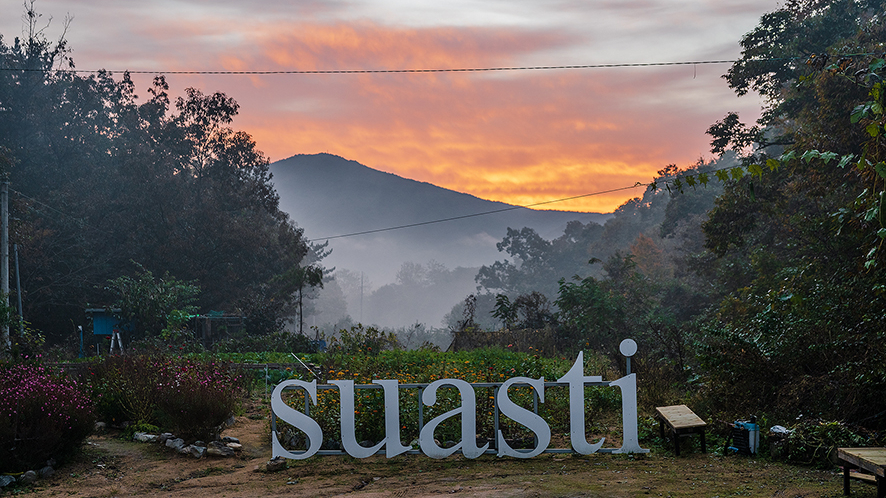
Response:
[9,160,744,243]
[5,54,874,76]
[306,183,647,242]
[304,160,750,242]
[11,189,98,232]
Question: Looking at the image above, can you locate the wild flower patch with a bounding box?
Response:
[0,362,95,473]
[86,355,246,441]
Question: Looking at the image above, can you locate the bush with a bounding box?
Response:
[780,419,883,467]
[326,325,400,355]
[153,358,246,441]
[86,355,246,441]
[127,330,206,356]
[0,363,95,473]
[87,355,163,424]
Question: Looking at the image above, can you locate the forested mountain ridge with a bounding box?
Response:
[271,153,611,285]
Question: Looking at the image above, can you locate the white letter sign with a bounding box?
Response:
[271,340,649,459]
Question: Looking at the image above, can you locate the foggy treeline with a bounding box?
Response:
[307,156,729,348]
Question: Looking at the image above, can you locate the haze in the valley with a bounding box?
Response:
[270,153,612,332]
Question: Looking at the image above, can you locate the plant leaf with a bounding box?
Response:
[801,150,820,163]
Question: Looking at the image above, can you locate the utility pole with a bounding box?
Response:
[1,180,9,350]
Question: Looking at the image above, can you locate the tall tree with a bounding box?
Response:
[0,6,313,341]
[697,0,886,425]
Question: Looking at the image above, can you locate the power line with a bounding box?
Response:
[307,160,760,242]
[1,57,796,76]
[307,183,647,242]
[3,52,877,76]
[8,53,880,76]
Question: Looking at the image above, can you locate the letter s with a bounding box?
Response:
[271,379,324,460]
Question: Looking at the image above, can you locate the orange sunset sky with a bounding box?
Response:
[2,0,774,213]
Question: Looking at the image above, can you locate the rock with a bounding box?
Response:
[133,432,158,443]
[265,456,287,472]
[207,446,235,457]
[189,445,206,458]
[0,475,15,487]
[225,442,242,451]
[166,438,186,452]
[221,436,240,444]
[39,466,55,479]
[94,421,107,431]
[158,433,174,445]
[20,471,37,485]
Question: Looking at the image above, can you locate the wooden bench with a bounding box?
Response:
[838,447,886,498]
[655,405,706,456]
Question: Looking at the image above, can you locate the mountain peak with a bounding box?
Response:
[271,153,609,284]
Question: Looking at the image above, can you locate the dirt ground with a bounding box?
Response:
[12,399,870,498]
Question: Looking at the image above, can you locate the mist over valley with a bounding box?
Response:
[271,153,613,333]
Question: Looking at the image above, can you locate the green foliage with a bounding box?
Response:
[1,7,314,341]
[781,419,882,467]
[0,362,96,473]
[211,330,319,354]
[105,264,200,339]
[326,324,400,356]
[476,222,604,298]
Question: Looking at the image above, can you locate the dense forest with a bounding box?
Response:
[0,9,322,340]
[2,0,885,430]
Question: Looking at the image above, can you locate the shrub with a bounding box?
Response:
[326,325,400,355]
[86,355,246,441]
[86,355,162,424]
[781,419,883,467]
[0,363,95,473]
[153,358,246,441]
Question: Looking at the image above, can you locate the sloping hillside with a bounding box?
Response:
[271,153,610,286]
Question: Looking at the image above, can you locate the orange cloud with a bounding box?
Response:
[153,20,759,213]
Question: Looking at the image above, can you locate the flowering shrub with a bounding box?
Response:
[87,355,162,424]
[154,358,246,441]
[0,363,95,473]
[87,355,245,441]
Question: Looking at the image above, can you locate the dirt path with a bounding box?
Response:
[17,400,855,498]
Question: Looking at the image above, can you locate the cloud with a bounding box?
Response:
[1,0,775,212]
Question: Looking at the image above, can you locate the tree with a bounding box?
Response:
[105,265,200,340]
[0,7,313,341]
[694,0,886,425]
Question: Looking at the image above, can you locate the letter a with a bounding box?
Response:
[419,379,488,459]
